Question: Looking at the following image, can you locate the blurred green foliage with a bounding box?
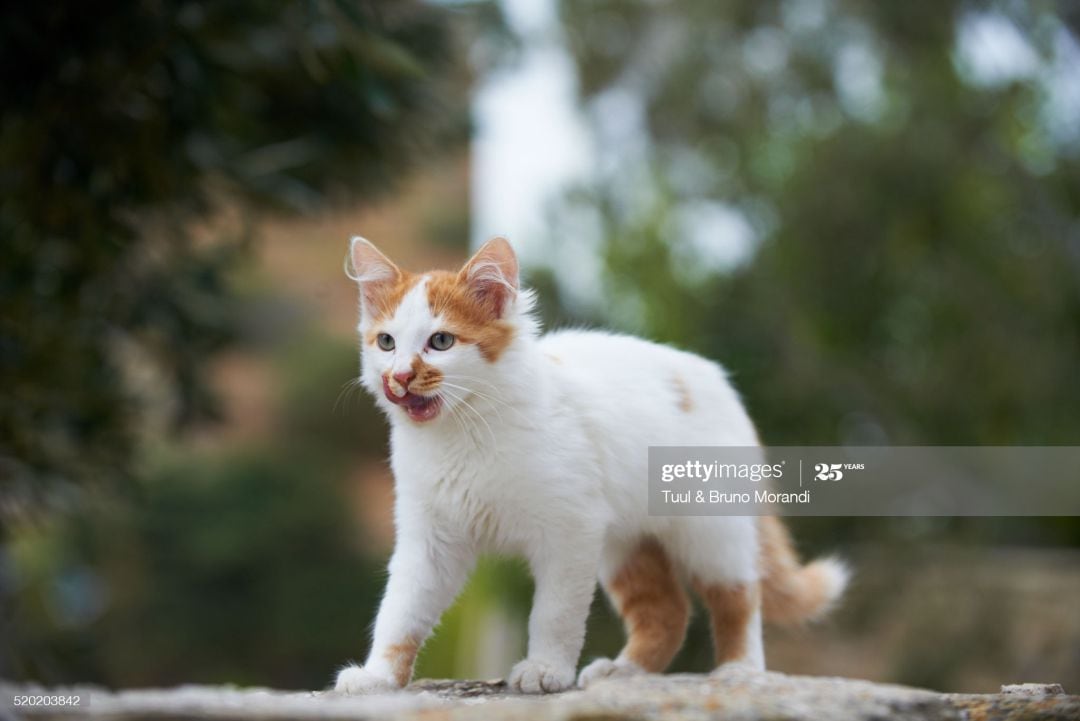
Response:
[548,0,1080,531]
[4,0,1080,695]
[0,1,467,507]
[7,447,383,689]
[553,0,1080,447]
[3,332,388,688]
[545,0,1080,686]
[274,332,388,456]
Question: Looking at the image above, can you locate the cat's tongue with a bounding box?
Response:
[382,378,442,422]
[401,392,441,422]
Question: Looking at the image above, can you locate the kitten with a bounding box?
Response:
[335,237,848,694]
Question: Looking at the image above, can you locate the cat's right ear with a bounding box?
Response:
[346,236,402,317]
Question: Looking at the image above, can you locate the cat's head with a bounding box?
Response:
[347,236,533,425]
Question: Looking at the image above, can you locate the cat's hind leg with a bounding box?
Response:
[577,536,690,688]
[692,578,764,670]
[674,517,765,671]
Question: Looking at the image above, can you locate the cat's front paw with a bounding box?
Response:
[508,658,576,694]
[334,664,399,695]
[577,657,644,688]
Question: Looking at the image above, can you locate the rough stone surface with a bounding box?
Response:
[4,666,1077,721]
[1000,682,1067,697]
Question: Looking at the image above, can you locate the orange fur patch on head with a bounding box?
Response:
[426,271,515,362]
[383,635,422,687]
[692,579,759,665]
[546,353,563,365]
[409,354,444,393]
[607,538,690,672]
[672,374,693,413]
[362,271,420,323]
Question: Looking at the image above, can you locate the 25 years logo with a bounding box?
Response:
[813,462,865,481]
[814,463,844,481]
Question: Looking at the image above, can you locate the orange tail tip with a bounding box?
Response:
[758,516,850,625]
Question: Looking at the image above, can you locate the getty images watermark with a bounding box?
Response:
[649,446,1080,516]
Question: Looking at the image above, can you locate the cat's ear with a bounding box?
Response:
[459,236,519,318]
[347,236,402,316]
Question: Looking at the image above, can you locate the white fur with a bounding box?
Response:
[808,557,851,620]
[337,264,770,694]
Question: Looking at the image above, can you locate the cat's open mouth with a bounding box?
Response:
[384,388,443,422]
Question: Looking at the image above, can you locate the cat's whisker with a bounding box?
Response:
[333,377,365,415]
[454,396,497,447]
[440,376,522,412]
[439,386,496,447]
[439,377,528,422]
[435,385,474,436]
[441,373,505,394]
[440,377,529,427]
[444,385,531,428]
[441,378,509,405]
[438,381,516,426]
[439,387,487,445]
[442,393,485,446]
[447,395,481,440]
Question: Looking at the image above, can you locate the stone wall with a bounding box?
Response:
[4,665,1075,721]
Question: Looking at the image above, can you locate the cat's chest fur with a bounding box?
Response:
[390,423,557,552]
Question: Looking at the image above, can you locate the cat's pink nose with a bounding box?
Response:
[392,370,416,389]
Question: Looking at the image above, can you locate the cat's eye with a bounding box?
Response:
[429,331,455,351]
[376,333,395,351]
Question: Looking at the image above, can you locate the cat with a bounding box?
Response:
[334,236,848,694]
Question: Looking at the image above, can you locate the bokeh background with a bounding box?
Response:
[3,0,1080,694]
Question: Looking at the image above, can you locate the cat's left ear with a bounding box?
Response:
[459,237,519,318]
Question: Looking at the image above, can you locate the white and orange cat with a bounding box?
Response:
[335,236,847,694]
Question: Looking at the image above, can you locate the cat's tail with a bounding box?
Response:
[758,516,850,625]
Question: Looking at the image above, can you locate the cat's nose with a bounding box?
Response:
[392,370,416,390]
